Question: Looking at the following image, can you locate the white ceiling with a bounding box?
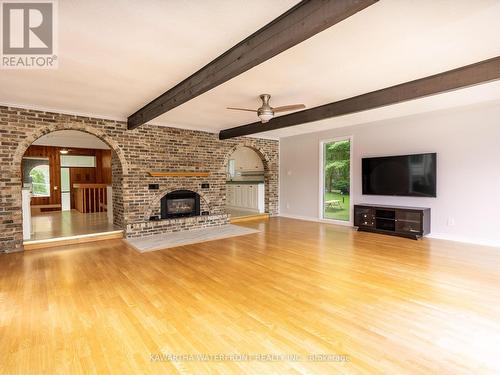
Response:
[1,0,500,138]
[33,130,110,149]
[0,0,297,119]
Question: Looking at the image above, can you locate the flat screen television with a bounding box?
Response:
[362,153,436,197]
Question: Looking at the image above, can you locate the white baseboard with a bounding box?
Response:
[427,233,500,248]
[279,213,320,222]
[279,214,500,248]
[278,213,353,227]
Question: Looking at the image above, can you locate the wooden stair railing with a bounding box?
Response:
[74,184,109,214]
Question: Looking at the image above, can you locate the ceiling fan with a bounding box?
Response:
[227,94,305,123]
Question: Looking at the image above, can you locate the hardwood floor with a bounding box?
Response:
[1,217,500,374]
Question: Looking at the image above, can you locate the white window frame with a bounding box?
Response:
[29,164,51,197]
[319,136,354,226]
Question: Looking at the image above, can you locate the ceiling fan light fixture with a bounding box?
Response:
[258,112,274,123]
[227,93,305,124]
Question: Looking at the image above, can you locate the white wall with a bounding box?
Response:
[229,147,264,172]
[33,130,110,149]
[279,102,500,247]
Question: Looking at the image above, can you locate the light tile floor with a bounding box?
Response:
[30,210,119,240]
[126,224,260,252]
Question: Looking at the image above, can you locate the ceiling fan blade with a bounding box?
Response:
[273,104,306,113]
[226,107,257,113]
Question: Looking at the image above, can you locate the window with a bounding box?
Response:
[22,157,51,197]
[30,165,51,197]
[321,138,352,222]
[61,155,96,167]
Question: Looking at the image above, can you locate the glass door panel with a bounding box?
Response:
[396,210,422,234]
[322,139,351,221]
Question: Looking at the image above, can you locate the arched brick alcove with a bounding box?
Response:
[222,141,278,215]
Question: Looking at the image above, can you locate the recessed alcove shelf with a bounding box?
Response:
[148,171,210,177]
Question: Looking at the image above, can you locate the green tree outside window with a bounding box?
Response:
[323,140,350,221]
[30,165,50,197]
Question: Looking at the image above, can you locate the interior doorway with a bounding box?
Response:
[21,130,122,243]
[225,146,266,219]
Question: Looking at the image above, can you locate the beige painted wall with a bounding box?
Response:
[279,102,500,247]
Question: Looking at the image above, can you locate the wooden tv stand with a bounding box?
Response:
[354,204,430,240]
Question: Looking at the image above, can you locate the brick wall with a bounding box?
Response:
[0,105,279,253]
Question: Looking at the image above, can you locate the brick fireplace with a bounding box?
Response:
[0,105,280,252]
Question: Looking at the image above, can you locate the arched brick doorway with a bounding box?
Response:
[14,126,127,248]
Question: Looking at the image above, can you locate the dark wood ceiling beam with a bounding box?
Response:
[219,56,500,139]
[127,0,379,130]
